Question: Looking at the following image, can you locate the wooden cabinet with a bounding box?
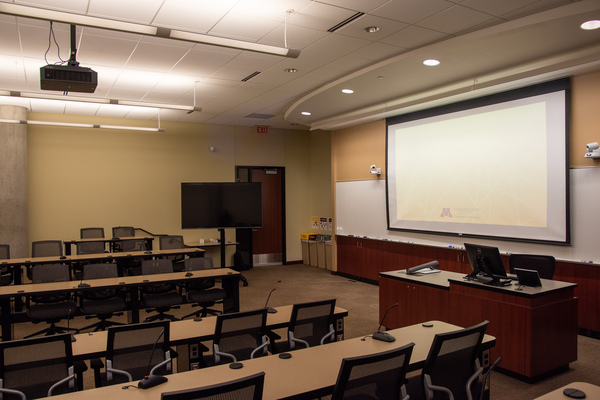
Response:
[379,270,578,380]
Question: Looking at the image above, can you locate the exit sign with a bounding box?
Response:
[256,126,269,134]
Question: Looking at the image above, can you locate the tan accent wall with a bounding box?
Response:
[25,113,330,264]
[571,70,600,168]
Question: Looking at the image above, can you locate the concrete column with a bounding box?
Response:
[0,105,28,258]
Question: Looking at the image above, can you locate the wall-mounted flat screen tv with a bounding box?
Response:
[181,182,263,229]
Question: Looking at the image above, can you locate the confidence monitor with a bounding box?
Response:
[464,243,511,286]
[181,182,262,229]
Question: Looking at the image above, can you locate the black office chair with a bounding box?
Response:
[0,244,13,287]
[25,264,78,338]
[160,372,265,400]
[406,320,489,400]
[90,320,175,387]
[78,227,106,254]
[182,257,227,320]
[111,226,135,252]
[77,263,127,332]
[158,235,186,271]
[509,254,556,279]
[28,240,64,281]
[140,259,183,322]
[0,333,86,399]
[209,308,269,367]
[331,342,415,400]
[274,298,337,353]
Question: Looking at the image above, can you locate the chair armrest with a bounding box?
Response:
[424,374,454,400]
[149,358,173,376]
[213,344,237,364]
[90,358,104,388]
[0,388,26,400]
[288,331,309,350]
[320,324,335,345]
[168,348,179,359]
[250,336,269,359]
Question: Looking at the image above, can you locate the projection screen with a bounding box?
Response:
[386,79,570,244]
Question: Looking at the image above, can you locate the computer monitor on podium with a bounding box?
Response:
[464,243,509,285]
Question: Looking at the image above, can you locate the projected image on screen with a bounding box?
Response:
[386,79,569,244]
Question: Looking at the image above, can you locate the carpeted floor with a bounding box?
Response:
[11,263,600,398]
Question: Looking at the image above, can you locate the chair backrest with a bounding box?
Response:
[509,254,556,279]
[80,228,105,239]
[159,235,184,250]
[142,259,174,275]
[288,298,336,348]
[0,333,76,399]
[106,321,171,382]
[120,239,147,252]
[31,240,63,257]
[0,244,9,259]
[112,226,135,238]
[213,308,268,364]
[160,372,265,400]
[420,320,488,400]
[83,263,119,280]
[185,257,214,271]
[331,342,415,400]
[31,264,71,283]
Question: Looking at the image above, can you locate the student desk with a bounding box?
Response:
[63,236,156,255]
[49,320,496,400]
[379,269,578,381]
[1,248,206,285]
[71,304,349,371]
[0,267,238,341]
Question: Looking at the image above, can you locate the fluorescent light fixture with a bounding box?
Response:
[301,111,311,116]
[0,3,300,58]
[423,59,440,66]
[0,90,201,112]
[342,89,354,94]
[0,118,163,132]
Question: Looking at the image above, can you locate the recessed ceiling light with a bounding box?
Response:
[423,59,440,66]
[364,26,380,33]
[341,89,354,94]
[285,68,297,73]
[377,76,384,80]
[301,111,311,116]
[581,20,600,30]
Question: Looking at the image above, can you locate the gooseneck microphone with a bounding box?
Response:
[264,288,277,314]
[373,303,398,342]
[138,329,168,389]
[78,265,91,288]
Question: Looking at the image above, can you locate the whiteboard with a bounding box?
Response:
[335,167,600,264]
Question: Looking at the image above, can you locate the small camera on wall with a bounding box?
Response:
[585,142,600,159]
[370,164,381,175]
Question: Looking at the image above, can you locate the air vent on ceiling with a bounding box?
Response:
[245,113,275,120]
[327,12,365,32]
[241,71,261,82]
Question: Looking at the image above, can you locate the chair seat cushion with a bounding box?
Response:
[28,301,77,320]
[187,288,227,303]
[142,292,183,308]
[81,298,127,315]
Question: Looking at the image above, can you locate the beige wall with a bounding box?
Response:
[25,113,332,264]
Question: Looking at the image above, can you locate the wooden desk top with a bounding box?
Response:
[534,382,600,399]
[53,320,495,400]
[71,305,349,358]
[63,237,154,244]
[0,248,205,267]
[185,241,238,248]
[381,269,577,297]
[0,268,238,298]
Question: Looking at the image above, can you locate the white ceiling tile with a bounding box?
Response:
[153,0,238,33]
[334,14,408,41]
[124,41,191,72]
[14,0,88,13]
[370,0,453,24]
[350,42,405,61]
[289,2,360,31]
[416,4,497,35]
[208,13,281,42]
[0,19,22,56]
[77,32,140,67]
[63,101,101,115]
[460,0,546,18]
[170,46,240,77]
[317,0,390,13]
[29,97,66,113]
[230,0,313,21]
[0,96,30,108]
[379,25,449,49]
[260,24,328,50]
[87,0,164,24]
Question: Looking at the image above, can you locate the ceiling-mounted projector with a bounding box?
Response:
[40,64,98,93]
